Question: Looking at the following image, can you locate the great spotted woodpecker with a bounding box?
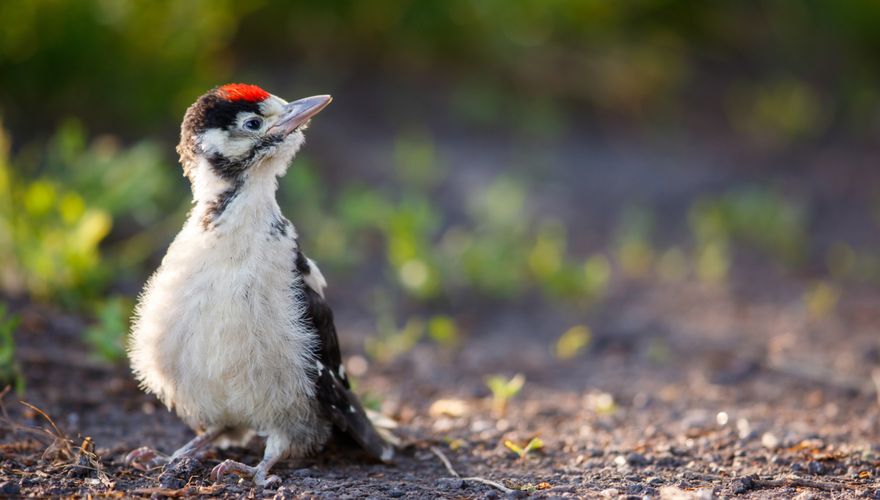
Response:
[126,84,394,486]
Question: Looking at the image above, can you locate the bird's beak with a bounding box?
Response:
[269,95,333,136]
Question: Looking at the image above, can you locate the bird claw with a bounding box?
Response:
[211,459,255,482]
[211,459,280,487]
[125,446,168,471]
[256,473,282,488]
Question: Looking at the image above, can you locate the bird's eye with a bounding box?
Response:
[244,118,263,131]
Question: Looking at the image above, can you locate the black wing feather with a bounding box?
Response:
[295,249,394,462]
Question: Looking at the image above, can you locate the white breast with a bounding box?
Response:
[129,182,317,432]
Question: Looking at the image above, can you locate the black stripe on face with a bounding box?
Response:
[205,134,284,181]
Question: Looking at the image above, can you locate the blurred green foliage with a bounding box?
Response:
[555,325,591,361]
[0,304,23,394]
[0,123,178,308]
[85,296,133,362]
[1,1,877,366]
[689,187,807,282]
[4,1,880,143]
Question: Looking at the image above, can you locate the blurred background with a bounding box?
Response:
[1,0,880,395]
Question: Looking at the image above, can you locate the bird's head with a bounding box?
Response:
[177,83,331,199]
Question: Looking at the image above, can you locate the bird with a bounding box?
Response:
[126,83,394,486]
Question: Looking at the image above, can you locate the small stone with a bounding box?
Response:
[808,461,826,475]
[386,487,405,498]
[731,475,755,494]
[273,486,295,500]
[599,488,619,498]
[771,455,789,465]
[614,455,627,467]
[435,478,465,491]
[762,432,780,450]
[647,477,664,486]
[0,481,20,495]
[159,457,202,489]
[626,452,649,466]
[737,418,753,439]
[300,477,320,488]
[626,483,645,494]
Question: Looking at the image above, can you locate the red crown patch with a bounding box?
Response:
[219,83,270,103]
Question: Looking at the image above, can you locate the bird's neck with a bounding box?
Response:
[191,163,282,233]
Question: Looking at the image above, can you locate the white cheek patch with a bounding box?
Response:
[200,129,254,159]
[200,129,229,154]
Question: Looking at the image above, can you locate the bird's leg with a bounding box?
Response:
[211,434,285,487]
[125,427,223,471]
[168,427,224,462]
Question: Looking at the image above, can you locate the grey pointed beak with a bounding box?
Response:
[269,95,332,136]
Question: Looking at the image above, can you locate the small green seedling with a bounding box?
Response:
[504,437,544,459]
[555,325,591,360]
[486,373,525,415]
[0,304,23,394]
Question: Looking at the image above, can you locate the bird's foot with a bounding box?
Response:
[211,459,280,487]
[125,446,168,471]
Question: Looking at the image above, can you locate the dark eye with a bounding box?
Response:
[244,118,263,131]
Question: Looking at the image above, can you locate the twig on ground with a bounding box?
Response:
[431,445,458,477]
[131,484,224,497]
[429,445,514,494]
[738,475,844,492]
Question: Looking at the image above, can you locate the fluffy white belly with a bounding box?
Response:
[129,219,317,432]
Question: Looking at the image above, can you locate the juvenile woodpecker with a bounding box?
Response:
[127,83,394,485]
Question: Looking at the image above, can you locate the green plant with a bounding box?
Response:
[486,373,525,415]
[0,123,179,308]
[427,315,460,348]
[615,205,655,278]
[84,296,132,362]
[504,437,543,459]
[555,325,591,360]
[364,315,424,365]
[0,304,23,394]
[689,187,807,277]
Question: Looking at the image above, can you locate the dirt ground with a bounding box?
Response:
[3,273,880,499]
[3,104,880,498]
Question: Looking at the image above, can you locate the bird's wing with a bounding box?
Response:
[295,250,395,462]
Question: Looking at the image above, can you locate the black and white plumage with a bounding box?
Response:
[127,84,393,485]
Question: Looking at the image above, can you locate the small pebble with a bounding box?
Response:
[626,452,649,466]
[300,477,320,488]
[386,487,405,498]
[435,478,465,491]
[808,461,826,475]
[761,432,780,450]
[0,481,20,495]
[731,476,755,494]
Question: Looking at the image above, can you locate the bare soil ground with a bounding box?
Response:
[2,106,880,498]
[3,273,880,499]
